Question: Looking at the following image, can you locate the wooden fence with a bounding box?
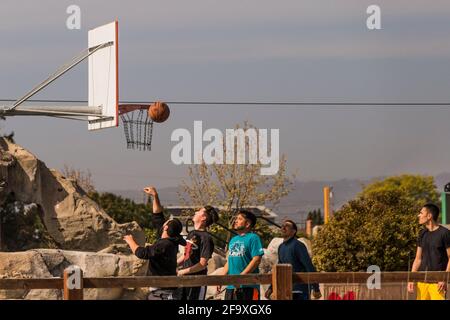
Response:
[0,265,449,300]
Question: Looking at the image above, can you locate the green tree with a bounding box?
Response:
[312,174,438,272]
[88,191,160,243]
[360,174,439,204]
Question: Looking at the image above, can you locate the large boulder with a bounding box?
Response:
[0,250,58,299]
[0,138,145,252]
[58,250,147,300]
[0,249,148,300]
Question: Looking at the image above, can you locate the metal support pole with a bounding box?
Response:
[7,41,112,111]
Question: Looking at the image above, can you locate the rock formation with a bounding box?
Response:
[0,137,145,252]
[0,138,150,299]
[0,249,148,300]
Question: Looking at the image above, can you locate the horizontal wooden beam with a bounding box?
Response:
[293,271,450,284]
[83,274,272,288]
[0,278,63,290]
[0,271,449,290]
[0,274,272,290]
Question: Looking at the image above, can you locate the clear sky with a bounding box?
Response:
[1,0,450,190]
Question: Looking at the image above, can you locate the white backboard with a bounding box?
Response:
[88,21,118,130]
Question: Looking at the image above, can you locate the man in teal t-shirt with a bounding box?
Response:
[219,210,264,300]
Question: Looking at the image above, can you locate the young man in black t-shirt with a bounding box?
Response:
[124,186,187,300]
[408,203,450,300]
[123,217,185,299]
[177,205,218,300]
[143,186,218,300]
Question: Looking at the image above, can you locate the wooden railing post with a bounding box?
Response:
[272,264,292,300]
[63,265,83,300]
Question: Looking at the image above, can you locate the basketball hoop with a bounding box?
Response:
[119,104,154,151]
[0,20,173,152]
[118,102,170,151]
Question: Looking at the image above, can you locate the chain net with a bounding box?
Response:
[120,109,154,151]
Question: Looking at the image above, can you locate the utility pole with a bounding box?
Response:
[323,186,333,224]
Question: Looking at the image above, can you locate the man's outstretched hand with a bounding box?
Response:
[123,234,139,254]
[143,186,157,196]
[123,234,135,245]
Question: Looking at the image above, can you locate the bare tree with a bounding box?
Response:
[178,122,295,227]
[62,164,96,193]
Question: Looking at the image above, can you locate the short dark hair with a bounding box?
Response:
[203,206,219,227]
[237,210,257,228]
[284,219,298,233]
[423,203,440,221]
[166,218,183,237]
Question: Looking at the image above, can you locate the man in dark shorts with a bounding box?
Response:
[143,186,218,300]
[408,203,450,300]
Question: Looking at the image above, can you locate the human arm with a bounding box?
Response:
[241,256,262,275]
[222,261,229,275]
[178,257,209,275]
[177,255,185,266]
[437,247,450,292]
[242,234,264,275]
[295,242,320,296]
[408,246,422,293]
[179,236,214,275]
[143,186,163,214]
[231,234,264,291]
[124,234,159,260]
[143,186,166,238]
[124,234,164,260]
[123,235,140,254]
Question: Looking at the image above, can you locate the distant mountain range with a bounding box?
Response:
[103,173,450,224]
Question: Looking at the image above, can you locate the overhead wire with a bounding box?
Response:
[1,98,450,107]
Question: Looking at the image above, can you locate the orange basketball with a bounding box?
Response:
[148,101,170,123]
